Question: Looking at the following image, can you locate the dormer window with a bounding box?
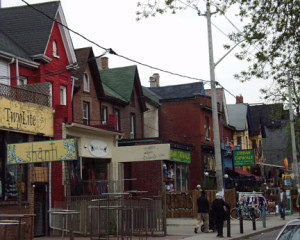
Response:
[53,40,59,58]
[83,72,90,92]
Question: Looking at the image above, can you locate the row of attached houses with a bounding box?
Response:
[0,1,293,238]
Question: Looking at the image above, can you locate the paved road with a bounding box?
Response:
[244,229,280,239]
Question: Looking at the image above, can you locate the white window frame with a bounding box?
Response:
[113,109,120,130]
[101,106,108,124]
[130,113,135,139]
[83,101,90,125]
[83,72,90,92]
[205,116,210,140]
[17,76,27,86]
[53,40,59,58]
[60,85,67,105]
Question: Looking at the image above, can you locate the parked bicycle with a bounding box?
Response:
[230,203,261,220]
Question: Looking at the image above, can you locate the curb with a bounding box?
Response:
[229,225,284,239]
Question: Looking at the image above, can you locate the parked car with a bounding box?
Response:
[275,219,300,240]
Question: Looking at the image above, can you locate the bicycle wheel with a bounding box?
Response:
[230,208,240,220]
[249,208,261,220]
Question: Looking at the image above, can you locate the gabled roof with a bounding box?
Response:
[0,32,28,59]
[0,2,59,56]
[227,103,248,131]
[146,82,205,100]
[72,47,104,98]
[248,104,289,136]
[100,65,147,111]
[0,1,76,64]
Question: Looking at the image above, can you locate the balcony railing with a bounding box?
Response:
[0,83,51,107]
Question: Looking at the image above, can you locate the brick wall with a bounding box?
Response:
[73,66,101,125]
[158,95,219,190]
[117,87,144,139]
[124,161,162,196]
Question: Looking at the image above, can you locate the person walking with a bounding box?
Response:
[212,192,230,238]
[194,190,210,233]
[277,187,287,220]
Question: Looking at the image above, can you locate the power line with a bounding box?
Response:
[20,0,208,83]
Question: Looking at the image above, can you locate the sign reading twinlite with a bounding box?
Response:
[0,96,53,136]
[7,138,77,165]
[233,149,255,166]
[170,149,191,163]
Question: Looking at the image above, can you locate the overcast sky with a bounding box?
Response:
[2,0,271,104]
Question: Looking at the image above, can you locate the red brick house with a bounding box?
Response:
[147,82,233,190]
[66,48,123,196]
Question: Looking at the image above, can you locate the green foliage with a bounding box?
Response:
[136,0,300,116]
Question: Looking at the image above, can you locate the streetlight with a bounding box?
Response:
[204,1,248,192]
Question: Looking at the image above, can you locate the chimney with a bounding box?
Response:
[149,73,160,87]
[97,57,109,70]
[236,95,243,104]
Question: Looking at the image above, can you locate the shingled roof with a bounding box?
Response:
[99,65,147,111]
[146,82,205,100]
[72,47,104,98]
[248,104,289,135]
[0,1,60,57]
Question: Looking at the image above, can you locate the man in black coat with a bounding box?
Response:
[277,187,288,220]
[212,192,230,238]
[194,190,210,233]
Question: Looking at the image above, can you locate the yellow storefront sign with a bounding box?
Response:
[7,138,77,165]
[170,149,191,163]
[0,96,53,137]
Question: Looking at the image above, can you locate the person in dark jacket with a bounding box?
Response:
[212,192,230,238]
[277,187,287,220]
[194,190,210,233]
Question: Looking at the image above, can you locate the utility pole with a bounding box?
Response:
[288,77,299,186]
[205,1,223,193]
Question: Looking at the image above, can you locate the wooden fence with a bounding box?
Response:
[166,188,236,218]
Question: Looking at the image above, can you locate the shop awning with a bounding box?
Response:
[228,167,262,182]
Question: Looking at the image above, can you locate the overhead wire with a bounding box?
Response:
[18,0,265,104]
[20,0,209,83]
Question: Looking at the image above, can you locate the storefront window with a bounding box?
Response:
[164,161,189,192]
[70,158,108,196]
[0,131,27,201]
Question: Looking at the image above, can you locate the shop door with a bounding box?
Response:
[34,184,48,237]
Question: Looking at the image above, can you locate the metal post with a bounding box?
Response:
[206,0,223,193]
[239,208,243,234]
[226,209,231,237]
[262,206,266,228]
[251,208,256,230]
[288,77,299,186]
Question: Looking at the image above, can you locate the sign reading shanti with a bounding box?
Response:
[233,149,255,166]
[170,149,191,163]
[0,96,53,137]
[7,138,77,165]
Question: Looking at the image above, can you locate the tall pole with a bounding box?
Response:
[206,1,223,192]
[288,77,299,186]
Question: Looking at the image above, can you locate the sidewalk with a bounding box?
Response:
[167,213,298,240]
[34,213,299,240]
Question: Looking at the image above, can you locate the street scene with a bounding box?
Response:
[0,0,299,240]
